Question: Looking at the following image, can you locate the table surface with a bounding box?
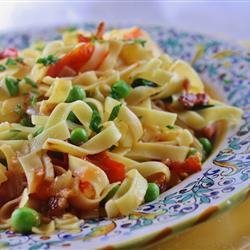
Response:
[0,2,249,249]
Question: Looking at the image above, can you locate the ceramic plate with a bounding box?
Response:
[0,24,249,250]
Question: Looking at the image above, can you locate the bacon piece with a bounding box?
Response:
[47,150,69,170]
[0,171,26,206]
[146,172,168,193]
[95,22,105,40]
[47,189,70,217]
[0,48,18,59]
[201,123,216,140]
[178,92,209,109]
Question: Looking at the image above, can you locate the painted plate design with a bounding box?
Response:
[0,24,249,250]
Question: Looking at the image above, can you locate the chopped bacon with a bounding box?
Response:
[0,171,26,206]
[0,48,18,59]
[29,179,53,201]
[146,172,168,193]
[47,150,69,170]
[200,123,216,140]
[178,92,209,109]
[95,21,105,40]
[165,155,202,176]
[47,189,70,217]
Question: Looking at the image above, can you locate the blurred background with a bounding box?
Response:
[0,1,249,43]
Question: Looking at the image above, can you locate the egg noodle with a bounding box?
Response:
[0,23,242,235]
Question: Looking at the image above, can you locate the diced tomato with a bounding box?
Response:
[80,42,109,72]
[167,155,202,175]
[123,27,143,40]
[87,152,126,183]
[79,181,96,199]
[146,172,168,193]
[78,34,91,43]
[47,42,94,77]
[0,48,18,59]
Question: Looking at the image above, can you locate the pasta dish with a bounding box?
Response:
[0,23,242,234]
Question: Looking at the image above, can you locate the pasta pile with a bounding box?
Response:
[0,23,242,235]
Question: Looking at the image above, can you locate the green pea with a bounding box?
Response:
[70,127,88,145]
[11,207,40,233]
[187,148,198,157]
[66,85,86,103]
[199,137,213,154]
[100,184,120,206]
[110,80,132,100]
[144,183,160,203]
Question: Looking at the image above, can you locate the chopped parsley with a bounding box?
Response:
[14,104,23,116]
[89,109,102,133]
[133,39,147,47]
[5,58,17,66]
[166,125,175,129]
[24,77,37,88]
[5,57,23,66]
[33,127,44,137]
[108,104,122,121]
[0,64,6,71]
[5,77,19,96]
[131,78,158,88]
[37,55,58,66]
[29,96,37,107]
[125,39,147,47]
[191,104,215,110]
[20,115,34,127]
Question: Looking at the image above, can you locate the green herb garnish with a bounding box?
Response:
[37,55,58,66]
[191,104,214,110]
[0,65,6,71]
[133,39,147,47]
[108,104,122,121]
[29,96,37,107]
[166,125,175,129]
[5,77,19,96]
[131,78,158,88]
[5,58,17,66]
[20,115,34,127]
[86,102,98,111]
[33,127,44,137]
[14,104,23,116]
[89,109,102,133]
[24,77,37,88]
